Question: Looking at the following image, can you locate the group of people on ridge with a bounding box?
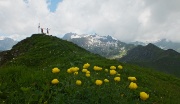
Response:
[38,23,50,34]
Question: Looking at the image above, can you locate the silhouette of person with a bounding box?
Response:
[41,28,43,34]
[47,28,49,34]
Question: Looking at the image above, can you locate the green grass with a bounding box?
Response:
[0,34,180,104]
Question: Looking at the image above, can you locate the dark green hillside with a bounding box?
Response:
[120,43,180,77]
[0,34,180,104]
[0,34,108,68]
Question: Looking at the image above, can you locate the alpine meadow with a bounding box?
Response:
[0,34,180,104]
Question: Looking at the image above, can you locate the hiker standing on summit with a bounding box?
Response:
[47,28,50,35]
[41,28,44,34]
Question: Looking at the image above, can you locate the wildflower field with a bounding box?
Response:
[0,34,180,104]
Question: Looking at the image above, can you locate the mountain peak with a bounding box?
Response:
[0,34,92,66]
[62,33,135,58]
[146,43,161,50]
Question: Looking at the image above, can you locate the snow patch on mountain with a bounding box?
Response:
[62,33,134,58]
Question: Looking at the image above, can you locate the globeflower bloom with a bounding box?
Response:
[82,69,88,73]
[67,68,72,73]
[140,92,149,100]
[70,67,79,72]
[86,71,90,74]
[51,79,59,84]
[129,82,138,89]
[104,69,108,72]
[52,67,60,73]
[128,77,137,81]
[74,72,78,75]
[114,77,121,82]
[83,63,90,69]
[104,79,109,82]
[95,80,103,86]
[86,73,90,77]
[76,80,82,85]
[110,70,117,75]
[93,66,102,71]
[110,66,116,70]
[86,73,91,77]
[118,65,123,69]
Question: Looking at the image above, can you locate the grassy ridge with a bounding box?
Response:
[0,34,180,104]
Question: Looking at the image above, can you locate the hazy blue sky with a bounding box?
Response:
[47,0,62,12]
[0,0,180,42]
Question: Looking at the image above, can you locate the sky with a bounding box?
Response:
[0,0,180,42]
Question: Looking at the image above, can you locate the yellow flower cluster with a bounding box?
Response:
[86,73,90,77]
[67,67,79,73]
[74,72,78,75]
[50,63,150,101]
[83,63,90,69]
[76,80,82,85]
[51,68,60,85]
[52,67,60,73]
[140,92,149,100]
[128,77,137,81]
[93,66,102,71]
[51,79,59,84]
[110,66,116,70]
[129,82,138,89]
[118,65,123,69]
[110,70,117,75]
[114,77,121,82]
[95,80,103,85]
[82,69,88,73]
[104,79,109,82]
[104,69,108,72]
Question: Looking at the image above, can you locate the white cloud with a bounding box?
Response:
[0,0,180,42]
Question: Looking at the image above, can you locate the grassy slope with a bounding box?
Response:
[120,44,180,77]
[0,34,180,104]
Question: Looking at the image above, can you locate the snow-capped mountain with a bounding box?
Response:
[62,33,135,59]
[0,38,17,51]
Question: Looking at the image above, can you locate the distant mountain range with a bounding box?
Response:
[62,33,135,59]
[63,33,180,59]
[0,38,17,51]
[131,39,180,53]
[120,43,180,77]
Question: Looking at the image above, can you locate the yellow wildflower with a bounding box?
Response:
[118,65,123,69]
[129,82,138,89]
[95,80,103,86]
[104,69,108,72]
[86,73,90,77]
[70,67,79,72]
[74,72,78,75]
[86,71,90,74]
[110,70,117,75]
[93,66,102,71]
[128,77,137,81]
[110,66,116,70]
[51,79,59,84]
[104,79,109,82]
[140,92,149,100]
[82,69,88,73]
[52,67,60,73]
[114,77,121,82]
[76,80,82,85]
[83,63,90,69]
[67,68,72,73]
